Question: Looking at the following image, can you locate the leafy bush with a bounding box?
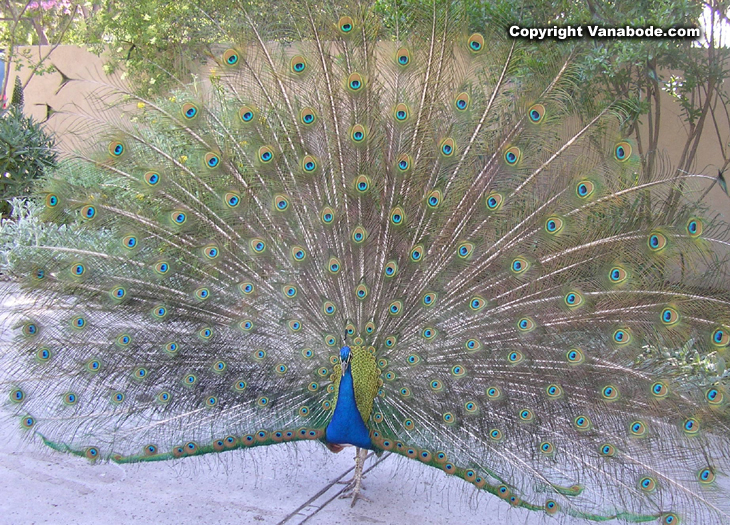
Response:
[0,104,58,217]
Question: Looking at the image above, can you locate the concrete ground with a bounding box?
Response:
[0,420,547,525]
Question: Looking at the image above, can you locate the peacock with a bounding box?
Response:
[2,1,730,523]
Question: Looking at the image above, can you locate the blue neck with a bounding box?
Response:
[325,365,373,449]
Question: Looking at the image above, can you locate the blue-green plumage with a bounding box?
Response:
[325,347,373,450]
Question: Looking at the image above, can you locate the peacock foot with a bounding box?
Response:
[338,447,371,507]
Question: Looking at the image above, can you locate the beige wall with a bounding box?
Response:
[9,45,730,218]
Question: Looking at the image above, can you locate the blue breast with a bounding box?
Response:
[325,365,373,449]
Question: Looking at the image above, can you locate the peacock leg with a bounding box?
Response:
[338,447,371,506]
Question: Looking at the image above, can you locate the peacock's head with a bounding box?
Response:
[339,346,352,374]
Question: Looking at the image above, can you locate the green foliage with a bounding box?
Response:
[0,106,57,217]
[10,76,24,107]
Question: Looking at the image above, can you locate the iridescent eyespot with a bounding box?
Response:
[254,350,267,361]
[396,154,412,172]
[240,106,255,122]
[711,327,729,346]
[63,392,78,405]
[576,180,595,198]
[323,301,336,315]
[464,402,478,413]
[519,409,534,422]
[251,238,266,253]
[396,47,410,66]
[109,141,125,157]
[10,389,24,403]
[407,354,420,365]
[291,55,307,74]
[222,49,239,66]
[609,266,627,283]
[455,92,469,111]
[422,292,437,306]
[300,107,316,125]
[507,351,523,364]
[545,500,559,515]
[468,33,484,52]
[302,155,318,172]
[45,194,59,207]
[388,300,403,315]
[234,380,247,392]
[546,384,563,398]
[36,347,52,361]
[385,336,397,347]
[283,285,298,298]
[157,391,171,403]
[204,152,220,168]
[410,245,424,262]
[457,242,474,259]
[86,360,101,373]
[352,226,367,243]
[504,146,520,165]
[574,415,591,430]
[440,138,455,156]
[639,477,657,492]
[564,291,583,307]
[194,287,210,301]
[212,361,227,373]
[451,365,466,377]
[442,412,455,424]
[85,447,100,460]
[122,235,138,250]
[321,206,335,224]
[275,364,288,375]
[240,320,253,331]
[465,338,481,352]
[566,348,585,364]
[427,189,442,208]
[325,335,337,346]
[614,141,631,161]
[489,429,503,441]
[528,103,545,123]
[648,232,667,251]
[351,124,367,143]
[21,322,38,337]
[629,420,647,436]
[259,146,274,163]
[517,317,535,331]
[539,441,554,454]
[81,205,96,220]
[203,245,219,259]
[394,103,409,121]
[661,514,679,525]
[354,174,370,192]
[706,387,724,405]
[171,211,187,224]
[338,16,354,33]
[698,468,715,484]
[384,260,398,277]
[355,284,368,300]
[365,321,375,334]
[164,342,178,355]
[239,282,254,295]
[144,171,160,186]
[291,246,307,262]
[683,418,699,434]
[661,307,679,325]
[224,192,240,208]
[181,102,198,120]
[486,192,503,210]
[422,327,436,340]
[545,216,563,233]
[390,206,405,225]
[347,72,364,91]
[612,328,630,344]
[599,443,616,457]
[71,316,86,329]
[601,385,619,401]
[687,218,702,237]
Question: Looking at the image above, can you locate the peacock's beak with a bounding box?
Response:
[341,355,350,375]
